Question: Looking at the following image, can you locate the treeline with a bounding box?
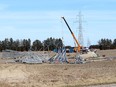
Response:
[90,38,116,50]
[0,37,63,51]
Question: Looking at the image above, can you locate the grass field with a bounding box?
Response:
[0,60,116,87]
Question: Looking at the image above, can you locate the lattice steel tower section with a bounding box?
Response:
[78,11,84,46]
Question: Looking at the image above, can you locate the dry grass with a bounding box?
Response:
[96,49,116,57]
[0,82,12,87]
[0,60,116,87]
[0,49,116,87]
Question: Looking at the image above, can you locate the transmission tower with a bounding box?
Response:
[77,11,84,46]
[87,39,91,47]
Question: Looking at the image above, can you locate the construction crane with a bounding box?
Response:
[61,17,82,52]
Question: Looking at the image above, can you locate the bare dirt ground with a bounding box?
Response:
[0,49,116,87]
[0,60,116,87]
[96,49,116,57]
[88,84,116,87]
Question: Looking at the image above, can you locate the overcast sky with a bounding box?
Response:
[0,0,116,46]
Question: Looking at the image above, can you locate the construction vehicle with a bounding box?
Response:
[61,17,82,53]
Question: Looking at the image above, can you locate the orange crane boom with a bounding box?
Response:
[61,17,81,52]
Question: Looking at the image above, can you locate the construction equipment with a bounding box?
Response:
[61,17,82,52]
